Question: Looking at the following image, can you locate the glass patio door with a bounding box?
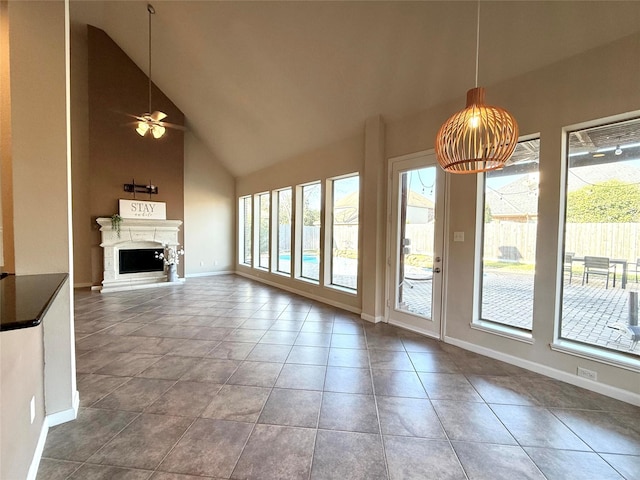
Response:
[387,152,446,338]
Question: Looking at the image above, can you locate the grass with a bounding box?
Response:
[483,261,535,273]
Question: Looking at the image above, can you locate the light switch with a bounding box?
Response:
[453,231,464,242]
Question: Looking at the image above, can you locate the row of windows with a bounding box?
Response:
[476,116,640,360]
[239,174,360,293]
[238,115,639,361]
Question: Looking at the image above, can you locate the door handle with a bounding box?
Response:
[433,267,441,273]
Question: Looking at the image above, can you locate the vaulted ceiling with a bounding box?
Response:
[71,1,640,177]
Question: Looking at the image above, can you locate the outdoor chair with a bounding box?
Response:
[582,256,617,288]
[608,322,640,351]
[631,258,640,283]
[564,252,575,283]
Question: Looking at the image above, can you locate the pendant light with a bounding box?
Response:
[435,1,519,174]
[136,3,167,139]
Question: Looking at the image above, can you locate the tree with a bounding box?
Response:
[303,207,320,226]
[566,180,640,223]
[484,204,493,223]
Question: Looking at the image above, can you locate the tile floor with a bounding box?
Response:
[37,275,640,480]
[403,273,640,354]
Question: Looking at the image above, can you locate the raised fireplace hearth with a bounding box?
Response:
[96,217,183,292]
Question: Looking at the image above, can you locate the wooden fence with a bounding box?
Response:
[405,222,640,263]
[282,222,640,263]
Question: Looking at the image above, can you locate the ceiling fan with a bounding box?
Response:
[131,4,184,139]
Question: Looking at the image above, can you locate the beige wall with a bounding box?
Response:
[0,325,46,480]
[361,115,386,322]
[236,134,364,311]
[386,32,640,400]
[236,32,640,402]
[184,130,235,276]
[10,2,70,275]
[3,1,76,479]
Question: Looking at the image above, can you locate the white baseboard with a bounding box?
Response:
[186,270,234,278]
[389,318,441,340]
[361,313,384,324]
[26,419,49,480]
[46,390,79,427]
[26,391,80,479]
[235,271,361,315]
[445,336,640,407]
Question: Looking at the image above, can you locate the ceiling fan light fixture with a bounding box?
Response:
[435,1,519,174]
[136,121,149,136]
[134,3,170,140]
[151,124,166,139]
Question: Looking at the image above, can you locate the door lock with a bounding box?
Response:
[433,267,441,273]
[435,257,441,262]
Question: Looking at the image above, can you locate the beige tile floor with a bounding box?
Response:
[37,275,640,479]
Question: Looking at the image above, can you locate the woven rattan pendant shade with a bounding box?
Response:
[436,87,518,174]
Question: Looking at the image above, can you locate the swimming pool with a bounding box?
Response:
[278,254,319,263]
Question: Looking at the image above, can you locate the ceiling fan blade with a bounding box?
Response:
[112,109,146,121]
[150,111,168,122]
[157,121,187,131]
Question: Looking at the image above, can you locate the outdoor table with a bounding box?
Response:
[572,257,628,289]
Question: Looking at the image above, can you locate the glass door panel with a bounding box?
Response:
[388,153,445,337]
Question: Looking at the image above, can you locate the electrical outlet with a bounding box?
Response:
[200,261,204,266]
[214,260,218,266]
[30,396,35,424]
[577,367,597,381]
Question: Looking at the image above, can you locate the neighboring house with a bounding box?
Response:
[486,174,539,223]
[405,190,435,224]
[486,163,640,223]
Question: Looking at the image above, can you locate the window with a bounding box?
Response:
[239,196,252,266]
[329,175,359,290]
[479,139,540,331]
[560,118,640,357]
[257,193,270,269]
[276,188,292,274]
[300,183,321,281]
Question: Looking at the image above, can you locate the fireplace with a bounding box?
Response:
[119,249,164,274]
[96,217,183,292]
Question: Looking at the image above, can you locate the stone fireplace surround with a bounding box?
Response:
[96,217,183,293]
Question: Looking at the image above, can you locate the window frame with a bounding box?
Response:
[238,195,253,267]
[326,173,360,293]
[296,181,322,284]
[554,116,640,365]
[255,192,270,271]
[473,136,541,341]
[274,187,293,276]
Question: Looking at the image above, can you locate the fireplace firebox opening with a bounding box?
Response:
[119,248,164,274]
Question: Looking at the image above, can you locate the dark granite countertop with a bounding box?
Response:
[0,273,68,332]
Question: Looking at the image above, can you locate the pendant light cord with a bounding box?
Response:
[475,0,480,88]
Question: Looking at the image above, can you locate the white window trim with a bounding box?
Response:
[473,135,541,333]
[326,173,360,293]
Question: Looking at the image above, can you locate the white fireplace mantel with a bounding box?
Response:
[96,217,183,293]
